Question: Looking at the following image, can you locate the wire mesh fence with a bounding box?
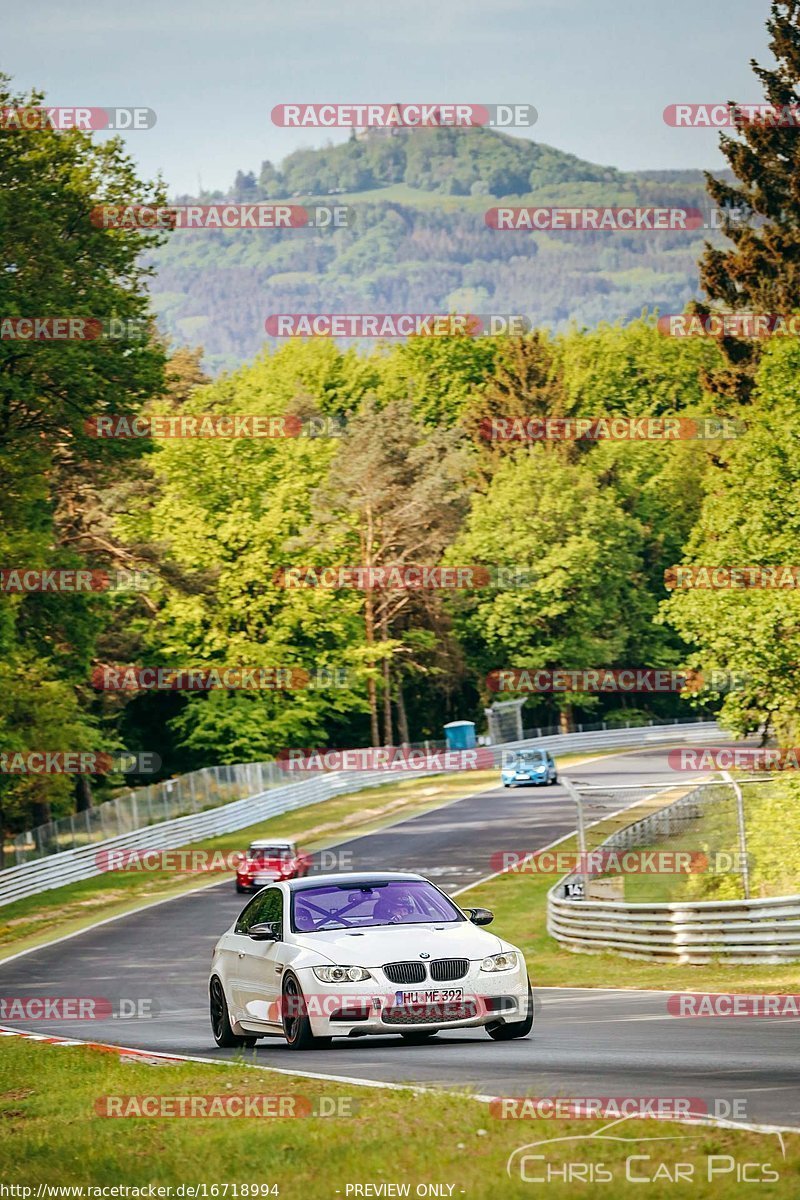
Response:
[8,716,718,868]
[11,761,285,865]
[520,714,712,741]
[9,741,450,866]
[555,775,787,904]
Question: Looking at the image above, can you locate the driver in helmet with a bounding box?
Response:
[375,888,416,924]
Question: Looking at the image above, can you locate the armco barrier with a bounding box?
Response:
[547,780,800,964]
[0,721,719,908]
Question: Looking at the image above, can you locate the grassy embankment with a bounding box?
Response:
[0,1036,796,1198]
[459,775,800,993]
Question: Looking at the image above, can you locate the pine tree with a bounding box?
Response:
[697,2,800,398]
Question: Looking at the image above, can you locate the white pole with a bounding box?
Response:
[721,769,750,900]
[562,777,589,900]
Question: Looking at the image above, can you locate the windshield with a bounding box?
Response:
[511,751,545,766]
[291,881,465,932]
[249,846,291,860]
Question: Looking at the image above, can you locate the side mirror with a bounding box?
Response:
[248,922,280,941]
[466,907,494,926]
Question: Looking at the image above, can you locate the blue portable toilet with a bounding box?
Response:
[443,720,476,751]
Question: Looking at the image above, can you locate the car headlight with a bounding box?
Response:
[312,965,373,983]
[480,951,518,973]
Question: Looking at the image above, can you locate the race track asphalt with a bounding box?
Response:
[1,744,798,1129]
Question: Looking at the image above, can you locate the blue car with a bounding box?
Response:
[501,749,558,788]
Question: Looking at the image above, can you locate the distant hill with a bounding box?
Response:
[149,127,726,373]
[217,126,625,200]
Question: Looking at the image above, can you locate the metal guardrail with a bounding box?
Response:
[0,721,720,909]
[0,766,430,909]
[10,715,715,867]
[10,758,371,866]
[547,779,800,964]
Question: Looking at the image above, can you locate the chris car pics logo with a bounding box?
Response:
[506,1116,784,1184]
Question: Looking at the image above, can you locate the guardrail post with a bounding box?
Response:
[561,777,589,899]
[721,768,751,900]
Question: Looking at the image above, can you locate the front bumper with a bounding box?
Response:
[296,963,530,1037]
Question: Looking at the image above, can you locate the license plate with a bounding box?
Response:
[396,988,464,1005]
[254,874,277,883]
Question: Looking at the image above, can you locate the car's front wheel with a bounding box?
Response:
[209,976,256,1048]
[282,975,332,1051]
[486,983,534,1041]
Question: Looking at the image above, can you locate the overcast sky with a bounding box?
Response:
[4,0,774,195]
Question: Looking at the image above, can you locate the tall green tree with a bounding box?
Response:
[446,448,653,732]
[698,1,800,399]
[116,342,377,764]
[0,76,168,844]
[306,397,473,744]
[663,339,800,743]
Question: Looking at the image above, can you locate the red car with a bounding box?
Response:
[235,839,311,893]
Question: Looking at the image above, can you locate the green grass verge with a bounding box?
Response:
[0,752,614,960]
[0,1037,796,1197]
[623,776,800,905]
[458,802,800,993]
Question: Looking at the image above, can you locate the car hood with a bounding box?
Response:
[289,921,508,965]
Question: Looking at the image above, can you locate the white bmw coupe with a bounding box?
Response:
[209,871,533,1050]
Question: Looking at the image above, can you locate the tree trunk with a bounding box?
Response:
[75,774,94,812]
[364,587,380,746]
[380,609,393,746]
[396,674,411,745]
[362,505,380,747]
[31,799,51,827]
[559,705,572,735]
